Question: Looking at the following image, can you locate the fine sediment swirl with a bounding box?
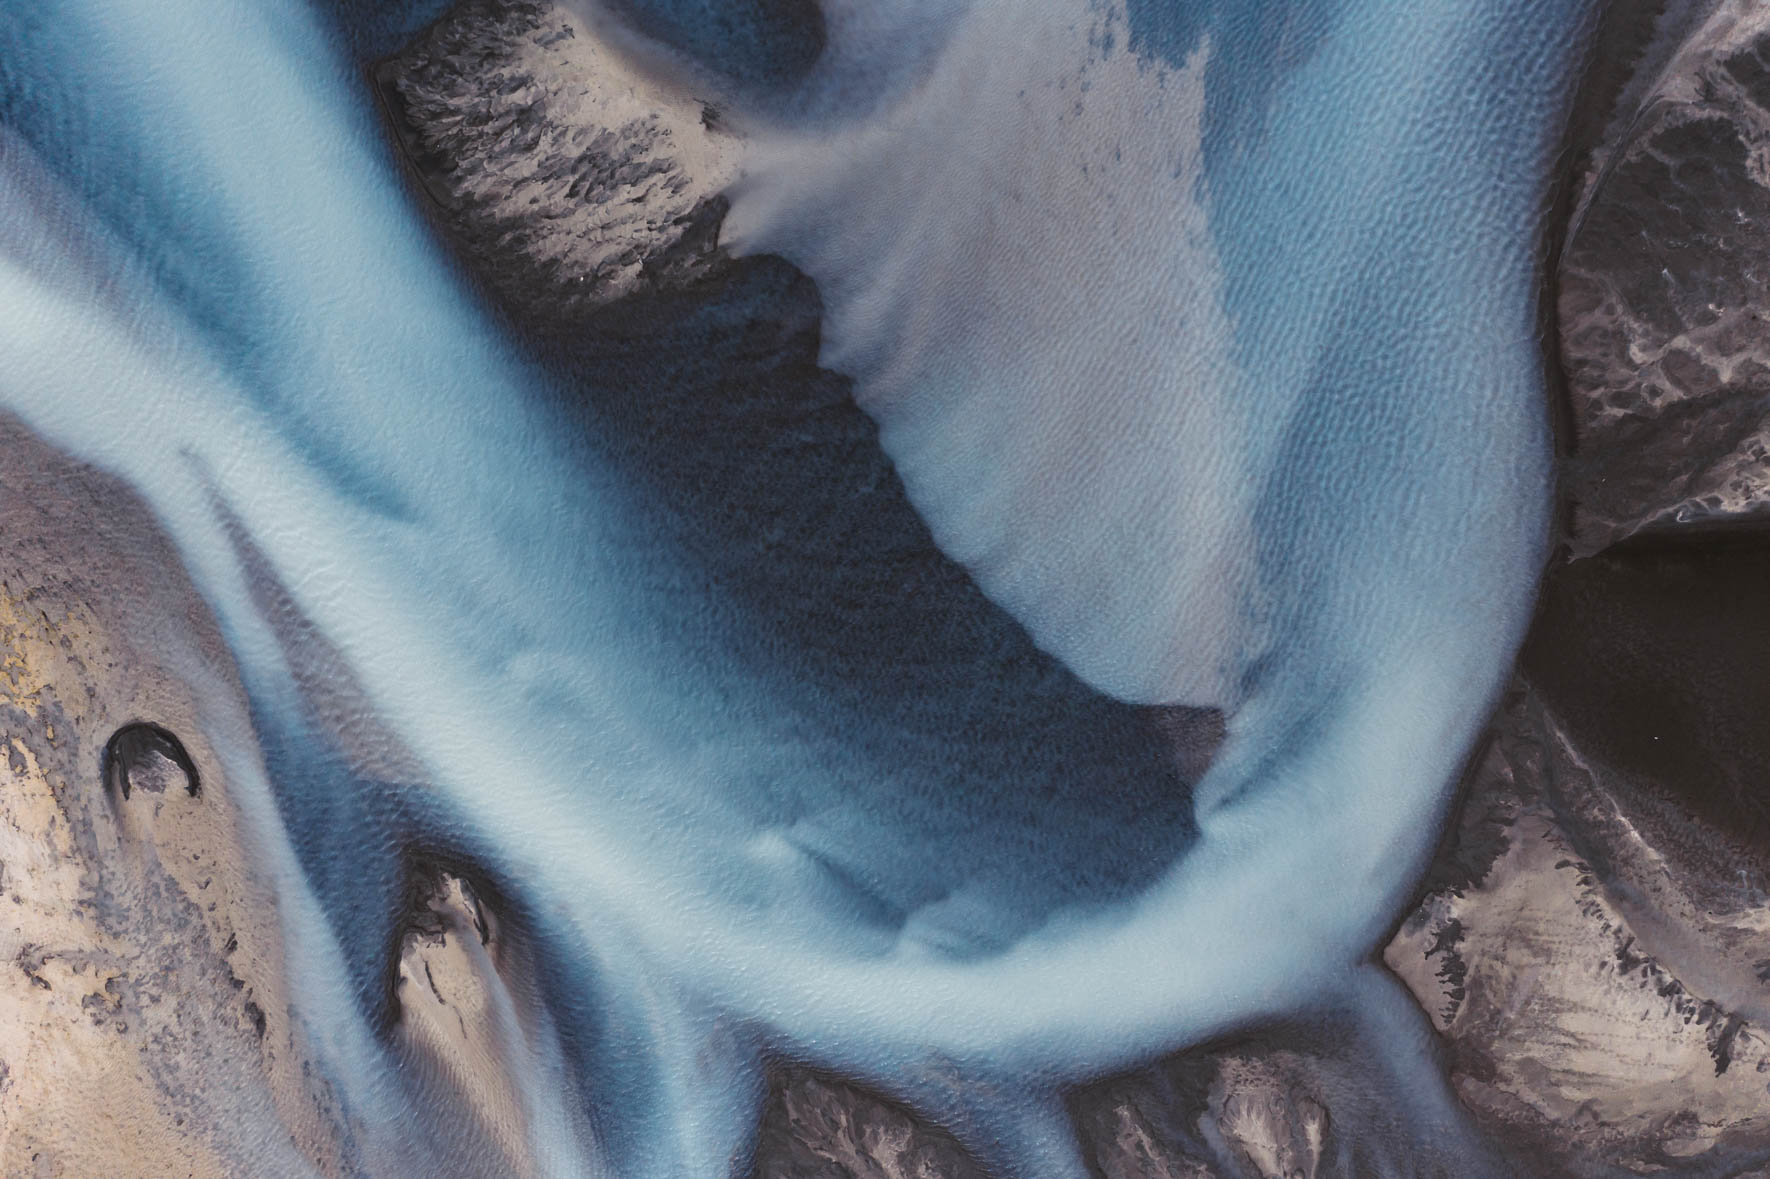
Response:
[0,0,1744,1175]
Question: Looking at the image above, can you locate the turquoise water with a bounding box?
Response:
[0,0,1597,1172]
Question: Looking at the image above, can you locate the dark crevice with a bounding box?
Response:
[101,722,201,800]
[1523,533,1770,854]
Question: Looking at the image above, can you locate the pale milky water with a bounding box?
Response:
[0,0,1597,1173]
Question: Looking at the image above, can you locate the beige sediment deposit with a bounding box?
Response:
[0,414,352,1177]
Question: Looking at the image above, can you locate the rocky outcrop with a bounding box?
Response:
[382,0,737,322]
[0,416,353,1178]
[1559,1,1770,553]
[1386,682,1770,1177]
